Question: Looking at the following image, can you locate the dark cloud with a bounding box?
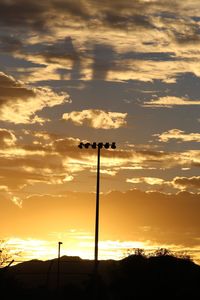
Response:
[32,37,82,80]
[120,51,178,62]
[92,43,116,80]
[192,162,200,168]
[51,0,90,20]
[0,0,89,31]
[0,1,47,30]
[173,176,200,189]
[0,72,21,87]
[0,0,177,33]
[101,11,154,30]
[169,18,200,45]
[0,35,23,53]
[0,72,35,101]
[0,72,69,123]
[37,37,79,62]
[52,137,82,157]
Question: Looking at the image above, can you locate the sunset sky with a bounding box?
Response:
[0,0,200,264]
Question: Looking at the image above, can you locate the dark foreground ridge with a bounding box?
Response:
[1,254,200,299]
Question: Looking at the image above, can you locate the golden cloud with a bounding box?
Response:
[0,128,17,148]
[62,109,127,129]
[2,0,200,84]
[3,0,200,84]
[0,72,70,124]
[172,176,200,190]
[144,96,200,107]
[127,177,166,186]
[154,129,200,142]
[127,175,200,192]
[0,129,199,206]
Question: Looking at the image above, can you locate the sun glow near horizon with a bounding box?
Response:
[6,235,145,262]
[4,234,200,266]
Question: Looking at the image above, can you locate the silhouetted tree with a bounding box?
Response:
[0,240,12,267]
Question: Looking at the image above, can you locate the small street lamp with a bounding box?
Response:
[78,142,116,273]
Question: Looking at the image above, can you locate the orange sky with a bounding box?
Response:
[0,0,200,264]
[1,189,200,263]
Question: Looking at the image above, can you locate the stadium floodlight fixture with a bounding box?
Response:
[78,142,116,150]
[78,141,116,272]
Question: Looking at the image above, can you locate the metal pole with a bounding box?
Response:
[57,241,62,291]
[94,145,100,271]
[78,141,116,279]
[78,142,116,297]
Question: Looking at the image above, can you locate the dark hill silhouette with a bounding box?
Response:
[0,254,200,299]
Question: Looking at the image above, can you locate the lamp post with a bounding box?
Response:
[78,142,116,272]
[57,241,63,291]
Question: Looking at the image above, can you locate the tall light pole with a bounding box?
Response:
[78,142,116,272]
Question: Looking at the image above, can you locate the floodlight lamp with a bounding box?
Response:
[92,142,97,149]
[104,142,110,149]
[111,142,116,149]
[98,142,103,149]
[85,142,90,149]
[78,142,83,149]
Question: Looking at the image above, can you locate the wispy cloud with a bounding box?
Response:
[126,177,166,185]
[143,96,200,108]
[127,175,200,192]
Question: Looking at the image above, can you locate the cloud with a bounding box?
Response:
[172,176,200,190]
[0,0,162,32]
[143,96,200,107]
[160,12,200,45]
[0,128,17,147]
[26,37,82,80]
[126,175,200,192]
[91,43,116,80]
[0,185,22,207]
[0,133,80,196]
[2,1,200,83]
[0,35,23,53]
[0,129,199,206]
[154,129,200,142]
[52,136,83,156]
[126,177,166,186]
[0,72,70,124]
[62,109,127,129]
[98,1,155,31]
[17,37,84,82]
[124,149,200,172]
